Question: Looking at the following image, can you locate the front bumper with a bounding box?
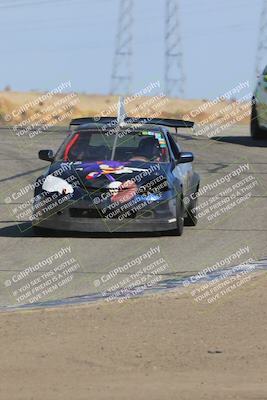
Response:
[33,216,177,233]
[32,191,178,233]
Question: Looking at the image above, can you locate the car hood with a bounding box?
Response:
[46,160,172,190]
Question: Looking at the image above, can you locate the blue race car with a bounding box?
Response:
[32,108,200,236]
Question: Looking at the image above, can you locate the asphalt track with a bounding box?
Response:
[0,125,266,308]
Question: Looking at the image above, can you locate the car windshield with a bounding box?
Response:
[56,130,169,163]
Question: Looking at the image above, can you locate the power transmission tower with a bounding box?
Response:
[110,0,133,95]
[256,0,267,78]
[165,0,185,98]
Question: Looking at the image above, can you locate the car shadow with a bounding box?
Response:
[211,136,267,147]
[0,222,166,238]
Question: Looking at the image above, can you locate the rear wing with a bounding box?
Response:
[69,117,194,130]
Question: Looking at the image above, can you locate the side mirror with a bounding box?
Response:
[178,151,194,164]
[38,149,54,162]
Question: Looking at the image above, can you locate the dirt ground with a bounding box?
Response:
[0,271,267,400]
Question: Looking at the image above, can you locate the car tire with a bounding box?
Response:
[251,101,266,140]
[184,190,198,226]
[32,225,49,236]
[172,197,184,236]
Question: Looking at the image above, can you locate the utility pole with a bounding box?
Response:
[165,0,185,97]
[111,0,133,95]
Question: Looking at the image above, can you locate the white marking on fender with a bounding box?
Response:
[42,175,74,195]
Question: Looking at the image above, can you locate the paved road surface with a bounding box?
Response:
[0,125,266,307]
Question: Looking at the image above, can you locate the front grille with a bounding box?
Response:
[69,207,136,219]
[69,208,103,219]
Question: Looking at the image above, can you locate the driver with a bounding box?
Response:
[130,137,162,162]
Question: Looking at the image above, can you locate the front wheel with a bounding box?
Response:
[184,191,198,226]
[32,224,49,236]
[251,101,266,140]
[172,198,184,236]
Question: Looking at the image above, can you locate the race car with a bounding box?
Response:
[32,101,200,236]
[251,65,267,139]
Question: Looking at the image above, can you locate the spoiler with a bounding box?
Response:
[69,117,194,130]
[70,97,194,131]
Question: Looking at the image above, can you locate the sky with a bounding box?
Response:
[0,0,263,99]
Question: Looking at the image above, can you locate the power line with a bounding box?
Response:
[0,0,107,9]
[0,0,73,9]
[110,0,133,95]
[165,0,185,98]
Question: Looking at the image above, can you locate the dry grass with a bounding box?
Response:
[0,91,250,126]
